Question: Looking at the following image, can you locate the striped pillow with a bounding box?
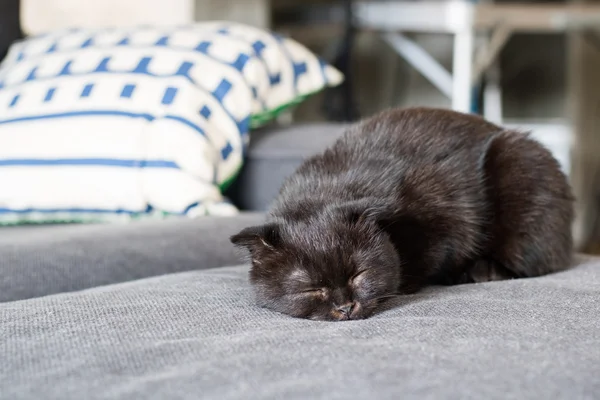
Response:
[0,22,343,224]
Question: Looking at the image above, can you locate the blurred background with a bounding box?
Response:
[2,0,600,253]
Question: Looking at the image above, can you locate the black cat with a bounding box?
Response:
[231,107,574,321]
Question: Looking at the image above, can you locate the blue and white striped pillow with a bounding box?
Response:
[0,22,343,224]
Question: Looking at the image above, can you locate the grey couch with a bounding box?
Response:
[1,123,599,400]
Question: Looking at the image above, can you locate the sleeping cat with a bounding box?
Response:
[231,107,574,321]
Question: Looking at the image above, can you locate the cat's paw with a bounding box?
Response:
[466,258,517,283]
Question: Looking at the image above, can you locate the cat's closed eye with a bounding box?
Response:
[349,270,368,286]
[301,288,328,298]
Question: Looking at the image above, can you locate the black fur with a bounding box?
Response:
[231,107,574,321]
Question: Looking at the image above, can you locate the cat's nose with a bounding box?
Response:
[337,302,356,317]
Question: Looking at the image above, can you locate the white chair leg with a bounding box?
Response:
[382,32,453,99]
[452,29,474,113]
[483,61,503,124]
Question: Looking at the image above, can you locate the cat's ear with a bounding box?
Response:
[336,198,394,227]
[230,223,281,252]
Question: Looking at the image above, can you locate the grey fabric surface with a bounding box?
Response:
[227,123,347,211]
[0,213,265,302]
[2,255,599,400]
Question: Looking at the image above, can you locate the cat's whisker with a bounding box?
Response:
[374,294,398,301]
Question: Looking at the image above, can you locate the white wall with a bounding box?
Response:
[21,0,270,35]
[195,0,270,28]
[21,0,195,34]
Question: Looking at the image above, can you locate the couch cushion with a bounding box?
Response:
[0,213,264,302]
[228,123,348,210]
[1,255,598,399]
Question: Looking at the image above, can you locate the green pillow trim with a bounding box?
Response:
[249,90,317,129]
